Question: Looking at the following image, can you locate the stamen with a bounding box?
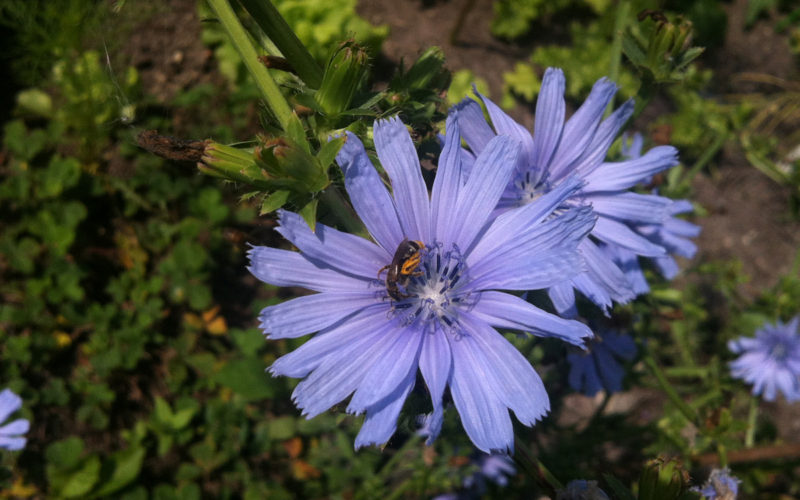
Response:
[385,241,475,333]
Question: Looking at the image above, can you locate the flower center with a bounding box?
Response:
[515,170,550,203]
[497,169,552,211]
[388,242,475,333]
[770,341,788,361]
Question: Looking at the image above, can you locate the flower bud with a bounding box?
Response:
[201,142,267,186]
[315,39,370,116]
[638,457,691,500]
[255,137,329,192]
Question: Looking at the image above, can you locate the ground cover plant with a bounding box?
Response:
[1,0,800,498]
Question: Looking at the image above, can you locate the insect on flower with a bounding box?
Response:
[248,113,596,453]
[378,238,425,301]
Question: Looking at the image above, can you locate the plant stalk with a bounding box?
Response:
[513,436,562,496]
[237,0,323,88]
[606,0,630,117]
[207,0,294,131]
[644,355,699,427]
[745,395,758,448]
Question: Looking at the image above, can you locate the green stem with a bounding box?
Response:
[663,366,708,379]
[513,436,562,496]
[685,132,726,182]
[670,325,696,368]
[632,78,656,120]
[791,246,800,275]
[745,395,758,448]
[380,433,422,477]
[717,442,728,468]
[381,435,424,500]
[584,392,612,431]
[207,0,294,131]
[449,0,477,45]
[644,355,699,426]
[606,0,630,117]
[237,0,323,88]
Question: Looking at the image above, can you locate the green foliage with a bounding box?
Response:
[15,50,140,163]
[654,67,743,159]
[273,0,387,62]
[524,21,639,99]
[621,14,704,87]
[0,0,106,85]
[446,69,490,106]
[491,0,581,40]
[0,53,282,495]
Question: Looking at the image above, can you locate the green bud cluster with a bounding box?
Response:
[623,13,704,85]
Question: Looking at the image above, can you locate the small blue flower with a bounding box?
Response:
[0,388,29,451]
[729,316,800,402]
[434,452,515,499]
[249,114,595,452]
[453,68,680,316]
[464,453,516,489]
[567,330,637,396]
[692,468,740,499]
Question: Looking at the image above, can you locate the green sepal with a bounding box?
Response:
[285,112,310,154]
[255,137,329,192]
[638,457,691,500]
[399,47,448,91]
[317,135,345,169]
[622,31,648,68]
[677,47,705,70]
[298,198,318,229]
[260,190,291,215]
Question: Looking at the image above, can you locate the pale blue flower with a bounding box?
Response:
[729,316,800,402]
[692,468,740,499]
[605,133,700,292]
[249,114,595,452]
[0,388,29,451]
[453,68,680,316]
[464,453,516,489]
[567,330,637,396]
[434,452,515,499]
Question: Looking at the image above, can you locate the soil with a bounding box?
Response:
[124,0,219,106]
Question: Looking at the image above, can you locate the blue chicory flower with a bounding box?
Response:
[433,452,515,499]
[464,453,516,489]
[567,330,637,396]
[728,316,800,402]
[249,114,596,453]
[0,388,29,451]
[453,68,680,316]
[604,133,700,293]
[692,468,740,499]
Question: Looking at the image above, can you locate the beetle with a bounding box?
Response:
[378,238,425,301]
